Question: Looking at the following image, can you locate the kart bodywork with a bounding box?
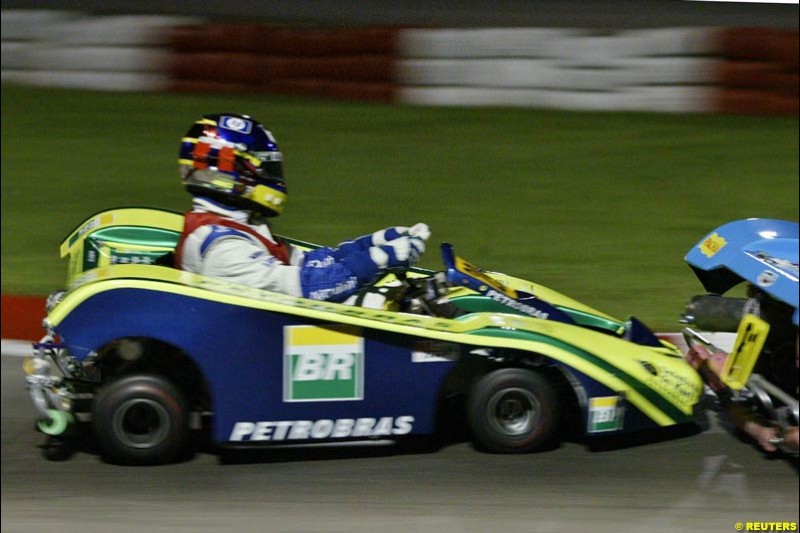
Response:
[25,207,703,464]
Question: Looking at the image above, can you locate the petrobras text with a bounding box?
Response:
[485,290,549,319]
[229,416,415,442]
[308,278,358,301]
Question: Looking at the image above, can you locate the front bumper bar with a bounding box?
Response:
[24,336,75,435]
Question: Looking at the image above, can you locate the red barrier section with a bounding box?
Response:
[1,295,46,341]
[712,28,799,116]
[169,54,395,83]
[166,79,262,93]
[168,23,267,52]
[165,24,400,102]
[716,27,799,69]
[716,61,799,94]
[714,89,799,116]
[167,25,399,55]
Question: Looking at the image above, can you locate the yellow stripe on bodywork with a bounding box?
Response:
[48,266,698,426]
[287,325,361,346]
[589,396,618,408]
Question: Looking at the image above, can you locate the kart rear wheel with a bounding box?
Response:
[468,368,560,453]
[92,374,189,465]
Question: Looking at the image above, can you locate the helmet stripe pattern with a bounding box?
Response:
[192,141,211,169]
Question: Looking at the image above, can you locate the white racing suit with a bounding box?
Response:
[177,198,387,303]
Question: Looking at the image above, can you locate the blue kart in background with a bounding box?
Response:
[680,218,799,455]
[25,207,703,465]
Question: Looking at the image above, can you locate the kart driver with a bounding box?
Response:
[686,285,799,453]
[175,113,430,303]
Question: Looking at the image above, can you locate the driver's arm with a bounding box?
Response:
[300,247,380,302]
[301,236,426,302]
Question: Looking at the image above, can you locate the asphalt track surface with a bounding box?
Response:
[2,353,798,533]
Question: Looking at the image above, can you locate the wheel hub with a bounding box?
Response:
[112,398,170,449]
[487,387,541,436]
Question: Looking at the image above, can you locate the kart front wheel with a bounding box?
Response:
[92,374,189,465]
[468,368,560,453]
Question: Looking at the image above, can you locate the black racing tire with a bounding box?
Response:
[92,374,189,465]
[467,368,560,454]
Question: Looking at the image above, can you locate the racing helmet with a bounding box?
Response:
[178,113,286,216]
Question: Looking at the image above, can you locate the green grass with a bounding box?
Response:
[2,84,797,330]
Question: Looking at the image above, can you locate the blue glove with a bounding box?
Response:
[301,225,431,301]
[368,236,426,270]
[337,223,431,254]
[371,226,410,246]
[375,223,431,244]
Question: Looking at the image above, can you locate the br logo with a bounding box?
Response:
[283,325,364,402]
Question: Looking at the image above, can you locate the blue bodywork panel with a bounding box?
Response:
[58,289,457,443]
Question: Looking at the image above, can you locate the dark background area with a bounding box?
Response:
[1,0,797,29]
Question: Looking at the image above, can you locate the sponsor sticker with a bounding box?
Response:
[588,396,624,433]
[751,251,799,279]
[756,270,778,287]
[68,213,114,247]
[229,416,415,442]
[700,232,727,258]
[455,256,517,298]
[251,150,283,162]
[485,289,549,319]
[220,116,253,134]
[283,325,364,402]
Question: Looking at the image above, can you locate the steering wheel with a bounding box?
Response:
[353,267,461,318]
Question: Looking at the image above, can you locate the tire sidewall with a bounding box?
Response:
[92,374,189,465]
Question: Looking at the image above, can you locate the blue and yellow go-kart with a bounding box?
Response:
[25,207,702,465]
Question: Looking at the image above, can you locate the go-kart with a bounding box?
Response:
[25,207,703,465]
[680,218,799,455]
